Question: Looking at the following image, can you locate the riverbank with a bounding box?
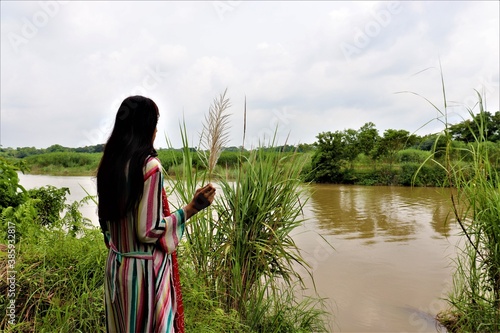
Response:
[8,150,451,187]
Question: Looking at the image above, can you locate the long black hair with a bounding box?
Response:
[97,96,159,222]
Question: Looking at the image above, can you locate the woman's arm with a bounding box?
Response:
[136,158,215,253]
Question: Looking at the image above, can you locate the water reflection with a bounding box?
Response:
[307,184,456,243]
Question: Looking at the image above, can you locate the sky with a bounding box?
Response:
[1,1,499,149]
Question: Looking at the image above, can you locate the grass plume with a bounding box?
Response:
[199,88,232,177]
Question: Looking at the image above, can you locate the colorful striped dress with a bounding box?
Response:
[100,156,185,332]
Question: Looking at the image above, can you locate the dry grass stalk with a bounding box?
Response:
[200,88,231,176]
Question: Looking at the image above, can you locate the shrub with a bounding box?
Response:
[399,162,447,187]
[0,158,26,209]
[397,148,431,163]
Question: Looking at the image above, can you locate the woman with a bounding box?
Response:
[97,96,215,332]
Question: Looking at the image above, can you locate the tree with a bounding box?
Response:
[15,146,39,158]
[0,158,26,209]
[343,128,359,169]
[449,111,500,143]
[310,131,348,183]
[297,143,314,153]
[46,144,68,153]
[374,129,411,165]
[357,122,379,159]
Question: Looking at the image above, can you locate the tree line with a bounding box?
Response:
[1,111,498,185]
[306,111,500,184]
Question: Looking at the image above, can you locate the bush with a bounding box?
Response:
[399,162,447,187]
[397,148,431,163]
[0,158,26,210]
[217,151,247,168]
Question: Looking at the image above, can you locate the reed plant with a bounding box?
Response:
[409,71,500,331]
[165,91,330,331]
[438,93,500,332]
[199,88,232,178]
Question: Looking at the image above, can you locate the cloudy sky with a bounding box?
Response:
[1,1,499,149]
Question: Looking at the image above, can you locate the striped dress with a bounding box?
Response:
[100,157,185,332]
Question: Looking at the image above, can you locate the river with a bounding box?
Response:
[18,173,460,332]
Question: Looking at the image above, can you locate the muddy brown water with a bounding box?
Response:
[19,174,460,332]
[293,184,459,332]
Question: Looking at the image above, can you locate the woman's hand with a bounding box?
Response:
[185,184,216,219]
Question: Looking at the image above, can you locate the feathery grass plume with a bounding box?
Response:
[199,88,231,178]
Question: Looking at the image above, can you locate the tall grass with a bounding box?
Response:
[24,152,101,176]
[438,93,500,332]
[409,72,500,331]
[165,92,330,331]
[214,143,309,314]
[0,199,107,332]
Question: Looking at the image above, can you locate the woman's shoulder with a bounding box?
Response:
[144,156,162,178]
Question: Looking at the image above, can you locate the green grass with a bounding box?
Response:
[0,212,107,332]
[409,78,500,332]
[23,152,101,176]
[0,224,253,332]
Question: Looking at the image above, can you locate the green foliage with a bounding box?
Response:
[24,152,100,168]
[0,158,93,242]
[443,126,500,331]
[0,158,27,209]
[179,256,251,332]
[357,122,379,157]
[399,162,447,187]
[449,111,500,143]
[26,186,69,227]
[0,226,108,332]
[373,129,418,164]
[397,148,431,163]
[214,149,310,316]
[217,150,248,168]
[23,152,101,175]
[309,131,348,183]
[13,147,41,158]
[0,157,106,331]
[0,144,105,158]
